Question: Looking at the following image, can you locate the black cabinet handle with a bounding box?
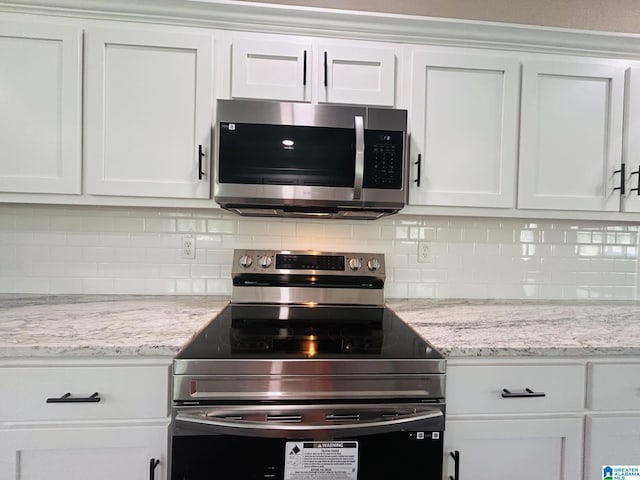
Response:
[303,50,307,86]
[46,392,101,403]
[323,51,328,87]
[501,388,546,398]
[614,163,626,195]
[414,154,422,187]
[198,145,205,180]
[630,167,640,195]
[149,458,160,480]
[448,450,460,480]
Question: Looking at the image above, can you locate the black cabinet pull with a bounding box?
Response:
[303,50,307,86]
[448,450,460,480]
[198,145,205,180]
[323,51,328,87]
[614,163,626,195]
[149,458,160,480]
[414,154,422,187]
[501,388,546,398]
[630,167,640,195]
[46,392,101,403]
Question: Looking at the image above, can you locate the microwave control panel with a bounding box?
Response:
[363,130,405,189]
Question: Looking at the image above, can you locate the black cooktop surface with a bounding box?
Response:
[176,304,443,360]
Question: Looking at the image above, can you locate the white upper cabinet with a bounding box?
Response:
[85,27,213,199]
[623,67,640,213]
[408,49,520,208]
[0,20,82,194]
[230,35,397,106]
[231,38,311,102]
[318,44,396,106]
[518,58,625,212]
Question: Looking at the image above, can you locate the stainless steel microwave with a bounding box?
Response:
[214,99,408,220]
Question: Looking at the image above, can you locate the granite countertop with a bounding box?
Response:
[386,299,640,357]
[1,295,639,358]
[0,295,229,357]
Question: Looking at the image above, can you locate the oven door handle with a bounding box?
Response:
[175,408,443,438]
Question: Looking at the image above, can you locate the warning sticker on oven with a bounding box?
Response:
[284,441,358,480]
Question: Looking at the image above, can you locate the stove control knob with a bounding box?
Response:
[367,258,381,271]
[258,255,273,268]
[348,257,362,271]
[239,255,253,268]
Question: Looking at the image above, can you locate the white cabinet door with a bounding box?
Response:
[231,38,311,102]
[408,49,519,208]
[444,418,583,480]
[0,424,168,480]
[623,67,640,213]
[318,44,396,106]
[85,27,213,198]
[518,59,625,211]
[230,37,397,106]
[0,20,81,194]
[585,416,640,480]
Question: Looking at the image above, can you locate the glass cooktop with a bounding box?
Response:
[176,304,443,360]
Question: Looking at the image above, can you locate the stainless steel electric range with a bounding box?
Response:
[171,250,445,480]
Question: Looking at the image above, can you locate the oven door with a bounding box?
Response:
[171,403,444,480]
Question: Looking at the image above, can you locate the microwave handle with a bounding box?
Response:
[353,115,365,200]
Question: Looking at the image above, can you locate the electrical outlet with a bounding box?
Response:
[182,237,196,259]
[417,242,431,263]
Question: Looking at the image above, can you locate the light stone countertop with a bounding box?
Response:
[386,298,640,357]
[0,295,639,358]
[0,295,229,358]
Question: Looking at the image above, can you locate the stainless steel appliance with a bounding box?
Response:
[214,100,408,219]
[171,250,445,480]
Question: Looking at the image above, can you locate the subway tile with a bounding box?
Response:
[160,264,191,278]
[238,220,269,235]
[144,218,176,233]
[114,217,145,232]
[407,283,435,297]
[487,228,515,243]
[353,224,381,240]
[82,216,114,232]
[436,227,462,242]
[1,207,639,300]
[207,219,236,234]
[266,221,296,236]
[463,228,489,243]
[144,278,176,294]
[81,278,115,294]
[129,234,162,248]
[15,215,51,230]
[190,264,221,278]
[177,218,207,233]
[15,277,50,293]
[49,278,83,294]
[50,216,83,232]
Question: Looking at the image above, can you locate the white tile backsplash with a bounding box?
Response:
[0,204,639,299]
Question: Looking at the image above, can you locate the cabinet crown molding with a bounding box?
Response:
[3,0,640,57]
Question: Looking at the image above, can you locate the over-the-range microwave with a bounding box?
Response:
[214,99,408,220]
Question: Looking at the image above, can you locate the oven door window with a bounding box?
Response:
[171,431,443,480]
[218,123,356,187]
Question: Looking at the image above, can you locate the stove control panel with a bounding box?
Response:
[232,250,385,276]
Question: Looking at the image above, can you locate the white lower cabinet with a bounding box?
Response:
[583,361,640,480]
[584,416,640,480]
[444,417,583,480]
[444,359,586,480]
[0,358,171,480]
[0,424,168,480]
